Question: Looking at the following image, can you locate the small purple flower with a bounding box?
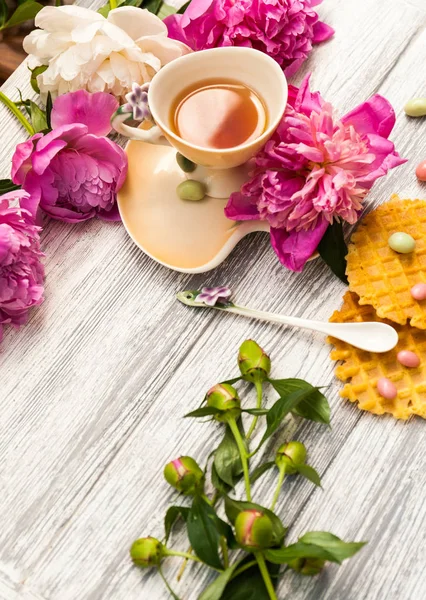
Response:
[122,83,152,122]
[197,286,232,306]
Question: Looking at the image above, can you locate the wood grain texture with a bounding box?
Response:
[1,0,426,599]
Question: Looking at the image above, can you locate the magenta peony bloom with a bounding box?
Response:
[0,191,44,342]
[11,90,127,223]
[165,0,334,76]
[225,75,406,271]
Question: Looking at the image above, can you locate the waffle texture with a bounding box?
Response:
[346,195,426,329]
[329,291,426,420]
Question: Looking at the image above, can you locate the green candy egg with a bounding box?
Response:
[176,180,206,202]
[388,232,416,254]
[404,98,426,118]
[176,153,196,173]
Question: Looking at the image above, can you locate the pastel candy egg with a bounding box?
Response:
[416,160,426,182]
[388,232,416,254]
[397,351,420,368]
[411,283,426,301]
[404,98,426,117]
[377,377,397,401]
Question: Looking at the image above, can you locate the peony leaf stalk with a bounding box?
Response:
[206,383,252,500]
[0,92,35,135]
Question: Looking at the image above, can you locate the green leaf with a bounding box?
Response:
[258,386,321,449]
[164,506,189,542]
[0,179,20,194]
[177,0,190,13]
[28,100,47,133]
[211,463,233,495]
[141,0,163,14]
[269,379,330,425]
[184,406,219,418]
[0,0,9,28]
[299,532,366,563]
[242,408,269,416]
[45,92,52,130]
[157,3,176,18]
[220,377,241,385]
[97,3,110,16]
[265,532,366,565]
[213,425,243,487]
[4,1,43,28]
[187,496,223,570]
[198,563,240,600]
[224,496,286,547]
[29,65,48,95]
[249,461,275,483]
[318,220,348,284]
[221,557,280,600]
[296,464,321,487]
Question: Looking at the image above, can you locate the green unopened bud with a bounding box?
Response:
[288,557,326,576]
[234,509,273,550]
[130,537,164,568]
[206,383,241,422]
[238,340,271,383]
[275,441,307,474]
[164,456,204,495]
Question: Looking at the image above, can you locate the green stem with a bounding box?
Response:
[228,418,252,501]
[165,549,202,563]
[270,465,286,511]
[246,380,263,439]
[220,537,229,569]
[231,560,257,579]
[0,92,35,135]
[109,0,118,8]
[201,493,212,505]
[159,565,181,600]
[255,553,278,600]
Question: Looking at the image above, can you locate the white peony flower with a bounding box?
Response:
[24,5,191,100]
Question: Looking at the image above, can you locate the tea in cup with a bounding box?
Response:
[112,47,288,197]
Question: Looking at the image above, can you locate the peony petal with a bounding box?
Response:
[312,21,334,43]
[32,139,67,176]
[342,94,396,138]
[108,7,166,40]
[270,218,328,272]
[163,14,188,45]
[51,89,118,135]
[34,5,103,33]
[11,134,43,184]
[294,74,323,115]
[98,202,121,221]
[224,191,260,221]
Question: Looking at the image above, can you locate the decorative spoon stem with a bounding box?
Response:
[177,289,398,354]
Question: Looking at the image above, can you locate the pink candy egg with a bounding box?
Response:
[377,377,397,400]
[397,350,421,368]
[411,283,426,301]
[416,160,426,182]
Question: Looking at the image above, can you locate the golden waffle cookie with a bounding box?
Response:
[329,291,426,420]
[346,195,426,329]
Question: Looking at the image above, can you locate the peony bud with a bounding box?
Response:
[206,383,241,422]
[288,557,326,576]
[238,340,271,383]
[130,537,164,568]
[164,456,204,495]
[234,509,274,550]
[275,441,307,474]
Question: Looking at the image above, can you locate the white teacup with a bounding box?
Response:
[112,47,288,197]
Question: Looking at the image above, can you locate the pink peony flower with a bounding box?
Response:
[225,75,406,271]
[11,90,128,223]
[165,0,334,76]
[0,191,44,342]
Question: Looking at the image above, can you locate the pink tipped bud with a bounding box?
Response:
[275,441,307,474]
[206,383,241,422]
[163,456,204,495]
[234,509,273,550]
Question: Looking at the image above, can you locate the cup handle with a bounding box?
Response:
[110,82,166,144]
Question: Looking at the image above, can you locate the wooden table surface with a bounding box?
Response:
[2,0,426,598]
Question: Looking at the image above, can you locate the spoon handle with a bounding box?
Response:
[226,304,331,335]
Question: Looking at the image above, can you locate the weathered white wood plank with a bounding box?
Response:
[1,0,426,599]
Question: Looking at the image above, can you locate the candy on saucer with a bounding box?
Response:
[346,195,426,329]
[329,291,426,420]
